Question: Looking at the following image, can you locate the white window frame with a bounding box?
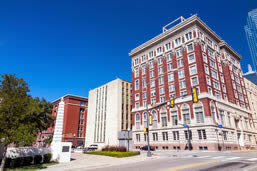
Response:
[188,53,195,64]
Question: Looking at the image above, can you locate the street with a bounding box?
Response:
[46,151,257,171]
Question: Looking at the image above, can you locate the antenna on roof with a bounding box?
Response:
[163,16,185,33]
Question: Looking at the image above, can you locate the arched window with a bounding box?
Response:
[160,108,167,127]
[143,112,148,128]
[135,113,141,129]
[170,107,178,126]
[194,103,204,123]
[152,110,158,128]
[182,104,190,124]
[210,101,217,123]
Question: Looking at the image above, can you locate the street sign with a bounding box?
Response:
[218,124,223,128]
[183,124,189,128]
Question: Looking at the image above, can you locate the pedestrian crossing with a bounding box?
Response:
[181,155,257,162]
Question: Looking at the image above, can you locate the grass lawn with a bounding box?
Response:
[8,162,58,171]
[86,151,140,158]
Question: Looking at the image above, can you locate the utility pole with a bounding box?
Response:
[146,92,151,157]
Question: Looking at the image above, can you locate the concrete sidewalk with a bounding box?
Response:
[45,152,159,171]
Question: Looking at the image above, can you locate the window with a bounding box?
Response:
[136,134,140,142]
[204,65,209,75]
[219,110,225,125]
[189,65,197,75]
[178,69,185,79]
[222,84,226,93]
[181,90,187,97]
[223,131,228,141]
[213,80,220,90]
[157,47,162,54]
[208,87,213,95]
[150,80,155,88]
[179,80,186,89]
[173,131,179,140]
[176,48,182,57]
[160,96,165,103]
[158,57,163,65]
[195,106,204,123]
[168,73,174,82]
[191,77,198,86]
[218,64,223,72]
[159,87,165,94]
[143,112,147,128]
[135,103,139,109]
[158,67,163,74]
[142,92,147,100]
[167,53,172,61]
[141,55,146,63]
[167,63,173,71]
[171,111,178,126]
[159,76,164,85]
[206,76,211,86]
[151,89,156,97]
[152,111,157,128]
[209,59,216,69]
[150,60,154,68]
[142,65,146,75]
[142,78,146,88]
[80,102,85,106]
[149,51,154,58]
[135,93,140,101]
[187,43,194,53]
[185,32,193,41]
[200,32,204,40]
[161,112,168,127]
[150,70,155,78]
[211,69,218,80]
[134,58,139,65]
[201,43,206,52]
[162,132,168,141]
[208,48,214,58]
[165,42,171,51]
[135,80,139,90]
[143,100,147,107]
[151,98,156,104]
[153,133,158,141]
[220,74,224,83]
[184,130,192,140]
[188,54,195,64]
[182,108,190,124]
[177,59,184,68]
[206,37,212,47]
[198,129,207,140]
[174,37,181,47]
[203,53,208,63]
[215,91,221,99]
[169,84,175,92]
[136,114,141,129]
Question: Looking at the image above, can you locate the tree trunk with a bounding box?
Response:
[0,145,7,171]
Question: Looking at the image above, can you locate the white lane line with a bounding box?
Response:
[212,156,226,159]
[224,157,241,161]
[247,158,257,161]
[196,156,210,158]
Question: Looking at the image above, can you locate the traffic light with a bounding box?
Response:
[144,128,148,133]
[192,87,198,103]
[149,114,153,126]
[170,96,175,108]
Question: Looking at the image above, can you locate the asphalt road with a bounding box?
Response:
[86,151,257,171]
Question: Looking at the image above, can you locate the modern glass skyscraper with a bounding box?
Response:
[245,9,257,71]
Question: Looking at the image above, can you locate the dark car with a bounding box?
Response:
[140,145,155,151]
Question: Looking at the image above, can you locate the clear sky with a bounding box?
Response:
[0,0,256,101]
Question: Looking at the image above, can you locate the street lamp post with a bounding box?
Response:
[127,128,130,151]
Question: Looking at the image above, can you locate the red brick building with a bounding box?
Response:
[129,15,257,151]
[36,94,88,147]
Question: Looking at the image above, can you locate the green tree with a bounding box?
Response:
[0,74,54,170]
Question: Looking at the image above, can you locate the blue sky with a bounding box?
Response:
[0,0,256,101]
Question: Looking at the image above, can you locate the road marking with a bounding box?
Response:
[196,156,210,158]
[168,160,220,171]
[224,157,240,161]
[247,158,257,161]
[212,156,225,159]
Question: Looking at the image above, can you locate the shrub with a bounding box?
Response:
[13,157,24,167]
[102,146,127,152]
[4,158,12,168]
[34,155,42,164]
[23,156,33,165]
[43,153,52,163]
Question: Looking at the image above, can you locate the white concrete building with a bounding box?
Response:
[244,77,257,123]
[85,78,132,149]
